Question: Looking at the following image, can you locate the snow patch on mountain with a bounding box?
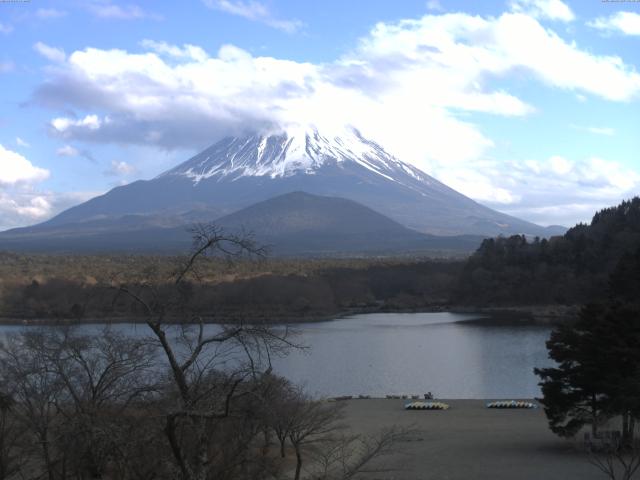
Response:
[160,125,431,188]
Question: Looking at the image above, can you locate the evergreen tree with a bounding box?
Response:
[534,304,612,438]
[536,303,640,444]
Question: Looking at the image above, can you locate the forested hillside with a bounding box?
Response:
[456,197,640,306]
[0,255,461,322]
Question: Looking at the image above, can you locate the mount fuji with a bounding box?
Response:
[0,126,564,253]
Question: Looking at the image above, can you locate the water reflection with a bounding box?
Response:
[0,312,553,399]
[271,312,553,398]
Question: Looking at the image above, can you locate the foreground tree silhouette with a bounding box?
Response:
[0,327,157,480]
[536,302,640,444]
[0,225,412,479]
[0,392,25,480]
[536,245,640,449]
[535,303,612,438]
[114,225,301,479]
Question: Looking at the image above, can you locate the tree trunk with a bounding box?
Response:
[261,429,270,456]
[623,412,630,445]
[40,432,55,480]
[592,394,599,438]
[293,444,302,480]
[279,438,286,458]
[164,416,190,480]
[194,435,210,480]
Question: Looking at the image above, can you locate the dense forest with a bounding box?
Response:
[2,197,640,323]
[456,197,640,306]
[0,254,462,323]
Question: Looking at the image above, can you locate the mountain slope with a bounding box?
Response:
[0,192,484,255]
[213,192,484,255]
[34,126,560,237]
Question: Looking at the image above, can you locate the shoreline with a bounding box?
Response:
[0,303,577,326]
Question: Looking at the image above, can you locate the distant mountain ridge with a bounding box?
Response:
[34,126,562,237]
[0,125,565,254]
[0,192,485,255]
[213,192,484,255]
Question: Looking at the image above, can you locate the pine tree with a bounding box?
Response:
[534,303,612,438]
[535,303,640,444]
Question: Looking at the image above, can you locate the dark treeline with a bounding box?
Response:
[456,197,640,306]
[534,233,640,473]
[4,197,640,323]
[0,260,462,323]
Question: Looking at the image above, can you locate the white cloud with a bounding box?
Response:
[549,155,573,175]
[436,163,521,204]
[0,144,49,185]
[588,11,640,36]
[87,2,160,20]
[51,115,102,134]
[569,124,615,136]
[203,0,303,33]
[36,8,67,19]
[0,148,98,230]
[33,42,66,63]
[56,145,80,157]
[0,193,51,226]
[29,9,640,226]
[406,151,640,226]
[509,0,575,22]
[0,22,13,35]
[105,160,137,176]
[0,191,99,231]
[139,40,208,62]
[35,10,640,164]
[480,156,640,226]
[0,145,58,229]
[426,0,444,11]
[53,143,96,162]
[16,137,30,148]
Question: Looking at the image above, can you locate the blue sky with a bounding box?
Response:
[1,0,639,230]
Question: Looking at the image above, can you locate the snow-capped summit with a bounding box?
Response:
[27,125,562,238]
[160,125,431,187]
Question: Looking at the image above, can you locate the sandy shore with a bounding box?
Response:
[339,399,602,480]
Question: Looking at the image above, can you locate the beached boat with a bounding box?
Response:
[486,400,537,409]
[405,401,450,410]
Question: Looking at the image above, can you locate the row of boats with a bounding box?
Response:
[404,400,538,410]
[405,402,450,410]
[486,400,537,409]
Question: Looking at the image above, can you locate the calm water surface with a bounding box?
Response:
[0,312,553,399]
[272,312,553,399]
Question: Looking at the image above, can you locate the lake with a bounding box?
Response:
[0,312,553,399]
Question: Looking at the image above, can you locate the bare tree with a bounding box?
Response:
[43,327,157,479]
[0,331,66,480]
[287,399,345,480]
[588,440,640,480]
[309,426,415,480]
[0,326,159,480]
[261,375,301,459]
[0,392,26,480]
[114,225,299,480]
[0,224,410,480]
